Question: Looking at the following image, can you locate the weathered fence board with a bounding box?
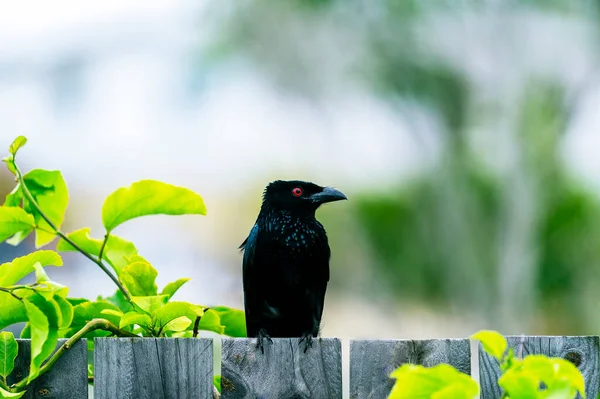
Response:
[349,338,470,399]
[6,338,88,399]
[479,335,599,399]
[94,337,213,399]
[221,338,342,399]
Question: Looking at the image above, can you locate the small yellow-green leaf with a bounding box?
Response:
[33,262,49,283]
[0,206,36,244]
[212,306,246,337]
[162,316,192,333]
[152,301,204,329]
[197,309,225,335]
[20,169,68,248]
[498,368,541,397]
[54,295,73,330]
[523,356,585,397]
[131,295,169,315]
[160,278,191,299]
[3,185,23,208]
[0,250,63,286]
[102,180,206,232]
[0,331,18,378]
[119,312,152,329]
[389,363,478,399]
[8,136,27,157]
[56,228,137,276]
[0,386,25,399]
[214,376,221,394]
[100,309,124,318]
[471,330,508,361]
[121,261,158,296]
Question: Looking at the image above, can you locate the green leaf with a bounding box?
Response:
[99,290,133,313]
[56,228,137,275]
[196,309,225,335]
[388,364,479,399]
[0,293,27,330]
[498,367,543,397]
[152,301,204,330]
[54,296,74,330]
[32,263,69,300]
[0,206,36,244]
[131,295,169,315]
[213,375,221,394]
[471,330,508,361]
[102,179,207,232]
[121,261,158,296]
[3,185,23,208]
[212,306,246,337]
[21,169,68,248]
[20,324,30,339]
[161,316,192,333]
[33,262,49,283]
[0,387,25,399]
[160,278,191,298]
[100,309,123,318]
[66,297,89,307]
[0,250,63,286]
[1,136,26,177]
[119,312,152,329]
[23,297,60,383]
[522,355,585,397]
[67,301,122,338]
[8,136,27,157]
[0,331,18,378]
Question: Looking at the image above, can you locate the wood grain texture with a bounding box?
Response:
[349,339,470,399]
[221,338,342,399]
[6,338,88,399]
[94,337,213,399]
[479,335,599,399]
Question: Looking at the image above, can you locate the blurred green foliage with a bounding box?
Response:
[213,0,600,333]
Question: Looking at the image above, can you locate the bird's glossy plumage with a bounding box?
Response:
[240,180,346,352]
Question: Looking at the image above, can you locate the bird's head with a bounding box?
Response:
[261,180,347,215]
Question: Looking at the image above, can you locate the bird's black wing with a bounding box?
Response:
[241,223,262,337]
[241,223,259,292]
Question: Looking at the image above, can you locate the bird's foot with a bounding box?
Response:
[299,333,314,353]
[256,329,273,354]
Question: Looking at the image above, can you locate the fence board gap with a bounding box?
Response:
[221,337,342,399]
[94,337,213,399]
[349,338,470,399]
[479,335,600,399]
[6,338,88,399]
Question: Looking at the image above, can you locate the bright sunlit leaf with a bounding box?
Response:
[471,330,508,361]
[0,331,18,379]
[102,180,206,232]
[0,206,35,244]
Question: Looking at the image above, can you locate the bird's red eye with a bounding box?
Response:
[292,187,303,197]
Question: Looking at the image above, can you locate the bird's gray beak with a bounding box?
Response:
[310,187,347,204]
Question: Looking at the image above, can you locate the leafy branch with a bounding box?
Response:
[10,319,137,392]
[10,161,131,302]
[0,135,243,397]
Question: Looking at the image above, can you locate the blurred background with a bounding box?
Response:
[2,0,600,342]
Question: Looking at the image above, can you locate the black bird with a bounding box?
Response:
[240,180,347,353]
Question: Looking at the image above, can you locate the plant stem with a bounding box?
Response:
[0,287,22,301]
[98,234,109,264]
[193,316,201,338]
[13,164,131,302]
[11,318,138,391]
[0,377,9,392]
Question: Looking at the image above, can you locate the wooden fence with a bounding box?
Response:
[7,336,600,399]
